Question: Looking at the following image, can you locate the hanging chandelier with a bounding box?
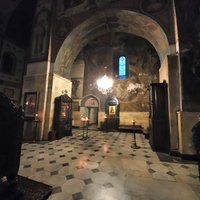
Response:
[96,74,113,95]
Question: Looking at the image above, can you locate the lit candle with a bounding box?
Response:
[132,120,135,124]
[35,113,39,120]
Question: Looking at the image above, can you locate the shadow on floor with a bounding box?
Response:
[156,152,197,164]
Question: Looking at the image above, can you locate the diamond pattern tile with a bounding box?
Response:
[109,171,118,177]
[84,178,93,184]
[66,174,74,180]
[52,186,62,194]
[50,171,58,176]
[49,160,56,164]
[148,168,156,174]
[36,167,44,172]
[62,163,69,167]
[18,130,200,200]
[167,171,176,176]
[92,169,99,173]
[181,165,190,169]
[103,182,114,188]
[72,192,83,200]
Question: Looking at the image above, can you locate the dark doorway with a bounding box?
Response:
[88,107,98,125]
[149,82,170,153]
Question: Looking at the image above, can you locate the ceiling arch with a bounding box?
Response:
[54,9,171,78]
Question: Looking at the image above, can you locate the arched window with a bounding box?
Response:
[1,52,16,75]
[118,56,127,79]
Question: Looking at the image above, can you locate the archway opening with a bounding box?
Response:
[53,8,171,133]
[54,9,170,79]
[79,95,100,129]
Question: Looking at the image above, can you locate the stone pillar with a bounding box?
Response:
[177,111,198,156]
[167,55,181,153]
[22,61,72,140]
[160,55,181,153]
[22,61,52,140]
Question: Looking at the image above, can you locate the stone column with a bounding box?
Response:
[177,111,198,156]
[167,55,181,153]
[22,61,72,140]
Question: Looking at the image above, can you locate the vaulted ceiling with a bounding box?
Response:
[0,0,36,48]
[0,0,199,51]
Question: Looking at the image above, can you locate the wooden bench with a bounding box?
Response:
[119,125,149,139]
[118,125,144,133]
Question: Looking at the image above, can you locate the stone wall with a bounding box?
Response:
[0,40,24,106]
[83,33,160,113]
[177,111,199,155]
[119,112,149,130]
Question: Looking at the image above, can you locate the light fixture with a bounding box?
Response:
[96,68,113,95]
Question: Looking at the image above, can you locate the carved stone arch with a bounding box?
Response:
[54,9,170,79]
[80,95,100,126]
[80,95,100,108]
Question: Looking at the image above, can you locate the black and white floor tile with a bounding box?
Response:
[19,130,200,200]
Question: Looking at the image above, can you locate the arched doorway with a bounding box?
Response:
[80,95,99,129]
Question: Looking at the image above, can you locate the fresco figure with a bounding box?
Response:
[72,79,80,97]
[34,19,46,54]
[181,46,200,100]
[141,0,166,13]
[31,11,49,58]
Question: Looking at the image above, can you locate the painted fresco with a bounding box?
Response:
[176,0,200,110]
[83,33,160,112]
[140,0,170,14]
[30,0,52,61]
[181,45,200,104]
[53,0,173,69]
[71,78,83,99]
[56,0,119,18]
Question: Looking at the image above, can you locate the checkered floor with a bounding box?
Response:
[19,130,200,200]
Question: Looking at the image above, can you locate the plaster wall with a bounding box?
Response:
[22,73,48,140]
[70,60,85,99]
[72,111,81,127]
[26,61,50,75]
[159,56,169,83]
[177,111,199,155]
[96,111,149,130]
[83,35,160,113]
[23,60,72,140]
[70,60,85,78]
[98,112,105,128]
[119,112,149,130]
[22,61,54,140]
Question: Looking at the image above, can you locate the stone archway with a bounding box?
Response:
[80,95,100,107]
[54,9,170,79]
[53,8,181,152]
[80,95,100,127]
[53,8,172,133]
